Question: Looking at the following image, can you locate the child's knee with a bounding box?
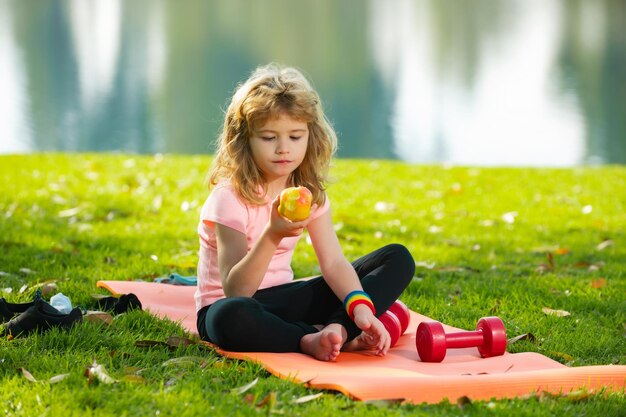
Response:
[206,297,261,347]
[385,243,416,278]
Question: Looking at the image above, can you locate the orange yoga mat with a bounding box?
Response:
[97,280,626,404]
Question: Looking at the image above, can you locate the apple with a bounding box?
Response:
[278,186,312,222]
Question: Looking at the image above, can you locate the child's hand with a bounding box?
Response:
[268,197,317,239]
[352,304,391,356]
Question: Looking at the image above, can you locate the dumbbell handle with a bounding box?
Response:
[445,330,485,349]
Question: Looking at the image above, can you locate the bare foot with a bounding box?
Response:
[343,332,377,352]
[300,325,345,361]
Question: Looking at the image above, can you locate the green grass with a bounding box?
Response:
[1,153,625,416]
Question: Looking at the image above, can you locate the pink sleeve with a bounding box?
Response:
[201,184,248,234]
[308,193,331,221]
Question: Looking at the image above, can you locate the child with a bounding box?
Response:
[195,64,415,361]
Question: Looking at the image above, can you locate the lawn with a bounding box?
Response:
[1,153,625,416]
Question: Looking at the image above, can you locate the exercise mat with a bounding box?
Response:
[97,280,626,404]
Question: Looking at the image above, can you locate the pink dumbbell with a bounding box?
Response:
[415,316,507,362]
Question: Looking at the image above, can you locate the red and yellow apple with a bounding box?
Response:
[278,186,312,222]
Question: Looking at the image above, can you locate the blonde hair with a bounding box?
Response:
[209,64,337,205]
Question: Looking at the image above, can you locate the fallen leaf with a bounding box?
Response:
[542,307,571,317]
[232,377,259,395]
[134,340,170,349]
[596,239,613,251]
[41,283,58,297]
[18,367,37,382]
[49,373,70,384]
[166,336,196,349]
[242,393,256,406]
[292,393,324,404]
[83,311,113,325]
[85,359,117,384]
[363,398,404,407]
[255,392,276,408]
[507,333,536,345]
[590,278,607,289]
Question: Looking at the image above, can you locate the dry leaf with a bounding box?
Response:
[242,394,256,405]
[49,373,70,384]
[166,336,196,349]
[255,392,276,408]
[590,278,607,289]
[292,393,324,404]
[41,283,58,297]
[596,239,613,251]
[85,360,117,384]
[232,377,259,395]
[542,307,571,317]
[84,311,113,325]
[507,333,536,345]
[363,398,404,407]
[134,340,170,349]
[18,367,37,382]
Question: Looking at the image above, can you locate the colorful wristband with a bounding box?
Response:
[343,290,376,320]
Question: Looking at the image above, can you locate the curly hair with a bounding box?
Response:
[208,64,337,206]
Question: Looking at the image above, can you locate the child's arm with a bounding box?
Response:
[307,209,391,355]
[216,198,310,298]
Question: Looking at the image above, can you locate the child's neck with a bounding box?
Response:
[264,178,289,201]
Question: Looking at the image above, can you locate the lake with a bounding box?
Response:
[1,0,624,166]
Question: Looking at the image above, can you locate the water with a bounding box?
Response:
[0,0,624,166]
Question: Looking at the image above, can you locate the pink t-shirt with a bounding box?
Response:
[194,182,330,312]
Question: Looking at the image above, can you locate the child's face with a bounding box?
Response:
[250,113,309,184]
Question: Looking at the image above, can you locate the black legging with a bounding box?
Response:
[197,243,415,353]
